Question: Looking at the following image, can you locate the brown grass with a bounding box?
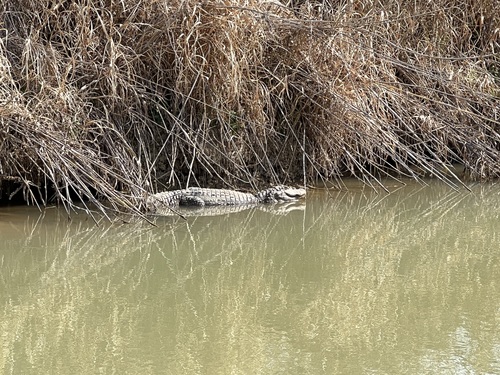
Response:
[0,0,499,214]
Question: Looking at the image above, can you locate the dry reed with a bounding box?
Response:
[0,0,499,214]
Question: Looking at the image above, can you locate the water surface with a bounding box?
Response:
[0,181,499,374]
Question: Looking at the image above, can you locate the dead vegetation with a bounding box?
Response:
[0,0,499,214]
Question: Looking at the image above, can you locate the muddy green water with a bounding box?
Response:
[0,181,499,374]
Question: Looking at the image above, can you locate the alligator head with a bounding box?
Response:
[257,185,306,203]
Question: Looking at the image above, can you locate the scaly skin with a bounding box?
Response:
[146,185,306,213]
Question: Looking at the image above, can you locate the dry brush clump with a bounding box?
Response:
[0,0,499,214]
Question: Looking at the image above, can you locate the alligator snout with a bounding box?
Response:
[283,187,306,199]
[264,185,307,203]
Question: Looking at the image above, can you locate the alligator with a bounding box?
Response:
[146,185,306,214]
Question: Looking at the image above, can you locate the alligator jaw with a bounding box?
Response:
[283,187,306,200]
[270,186,306,202]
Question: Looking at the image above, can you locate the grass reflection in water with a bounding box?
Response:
[0,182,499,374]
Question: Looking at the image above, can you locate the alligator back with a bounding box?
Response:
[146,187,258,211]
[178,188,258,206]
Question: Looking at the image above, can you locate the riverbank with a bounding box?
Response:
[1,0,499,213]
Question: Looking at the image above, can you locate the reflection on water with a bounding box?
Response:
[0,181,499,374]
